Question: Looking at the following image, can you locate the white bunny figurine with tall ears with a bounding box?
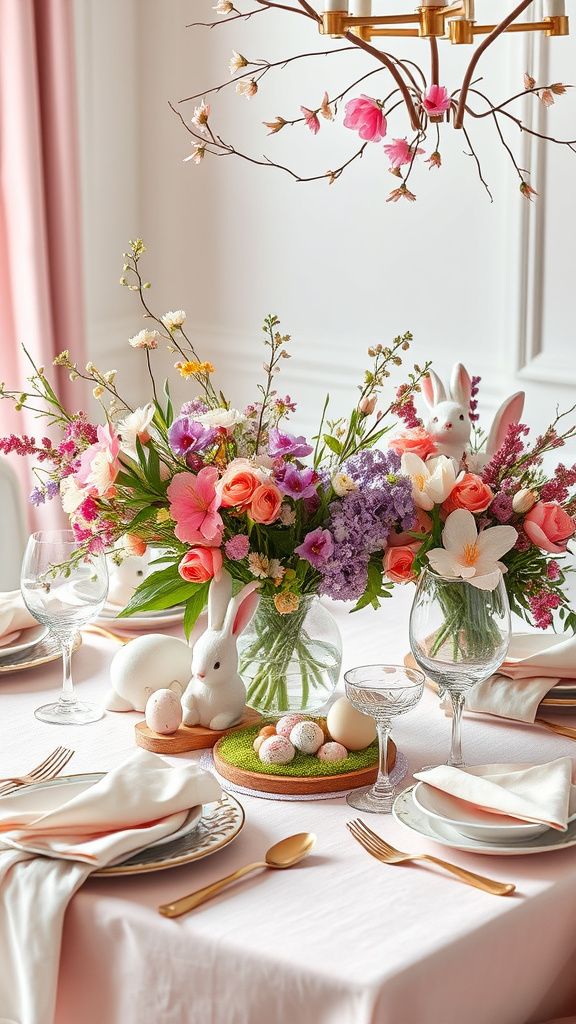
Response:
[422,364,472,463]
[181,571,260,731]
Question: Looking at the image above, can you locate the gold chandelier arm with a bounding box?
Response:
[344,30,421,130]
[454,0,533,128]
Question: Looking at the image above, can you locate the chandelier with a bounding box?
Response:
[180,1,573,202]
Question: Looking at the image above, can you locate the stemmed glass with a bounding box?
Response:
[409,567,511,768]
[21,530,109,724]
[344,664,424,813]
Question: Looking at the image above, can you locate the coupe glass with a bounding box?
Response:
[409,567,511,768]
[344,664,424,813]
[21,530,109,724]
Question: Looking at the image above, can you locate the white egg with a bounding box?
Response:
[145,689,183,735]
[258,735,296,765]
[289,720,324,754]
[326,696,376,751]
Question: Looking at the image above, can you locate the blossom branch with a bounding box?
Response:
[343,31,420,131]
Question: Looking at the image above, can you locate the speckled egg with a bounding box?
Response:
[327,696,376,751]
[317,741,349,763]
[258,735,296,765]
[275,713,308,739]
[145,689,183,735]
[289,720,324,754]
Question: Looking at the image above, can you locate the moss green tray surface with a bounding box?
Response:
[216,722,378,778]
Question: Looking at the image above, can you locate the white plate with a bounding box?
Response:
[0,624,49,659]
[96,607,185,630]
[412,781,550,843]
[394,785,576,856]
[14,773,244,875]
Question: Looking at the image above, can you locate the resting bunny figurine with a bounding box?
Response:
[422,364,472,463]
[181,571,260,731]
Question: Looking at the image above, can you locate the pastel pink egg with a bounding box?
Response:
[289,720,324,754]
[317,741,348,762]
[275,713,308,738]
[258,735,296,765]
[145,689,183,735]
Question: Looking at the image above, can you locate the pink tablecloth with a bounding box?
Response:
[1,588,576,1024]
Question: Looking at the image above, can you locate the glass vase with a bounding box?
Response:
[237,595,342,715]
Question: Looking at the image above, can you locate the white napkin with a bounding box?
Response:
[414,759,576,831]
[465,632,576,724]
[0,591,36,647]
[0,749,221,1024]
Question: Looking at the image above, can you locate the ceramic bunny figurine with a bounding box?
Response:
[422,364,472,463]
[181,571,260,731]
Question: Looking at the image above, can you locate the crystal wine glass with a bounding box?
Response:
[21,530,109,724]
[409,567,511,768]
[344,664,424,813]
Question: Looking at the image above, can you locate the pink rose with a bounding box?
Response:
[217,460,260,510]
[383,545,418,584]
[524,501,576,554]
[343,95,387,142]
[178,546,223,583]
[442,474,494,515]
[421,85,451,116]
[388,427,437,462]
[249,483,283,525]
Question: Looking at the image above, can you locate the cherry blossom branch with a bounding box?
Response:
[187,0,319,29]
[465,89,576,149]
[454,0,533,129]
[343,31,420,131]
[460,123,494,202]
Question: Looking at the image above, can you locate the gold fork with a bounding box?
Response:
[347,819,516,896]
[0,747,75,796]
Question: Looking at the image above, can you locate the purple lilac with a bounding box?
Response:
[268,427,313,460]
[168,415,218,458]
[469,375,481,423]
[30,487,45,506]
[180,399,208,418]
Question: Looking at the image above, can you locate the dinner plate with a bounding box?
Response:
[412,781,550,843]
[0,624,49,659]
[0,631,82,674]
[97,606,185,630]
[394,785,576,856]
[10,773,244,875]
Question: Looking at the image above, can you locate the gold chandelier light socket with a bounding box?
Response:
[449,18,475,44]
[545,15,569,36]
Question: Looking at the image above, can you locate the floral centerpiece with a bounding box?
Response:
[1,241,575,712]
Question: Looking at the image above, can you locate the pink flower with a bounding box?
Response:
[167,467,223,545]
[442,474,494,515]
[343,95,387,142]
[383,545,418,584]
[383,138,424,169]
[178,546,222,584]
[523,501,576,554]
[295,528,334,567]
[300,107,320,135]
[388,427,437,462]
[421,85,451,116]
[225,534,250,560]
[75,424,120,498]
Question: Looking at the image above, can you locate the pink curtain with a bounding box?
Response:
[0,0,86,530]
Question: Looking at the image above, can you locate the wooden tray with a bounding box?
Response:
[134,706,262,753]
[212,736,395,795]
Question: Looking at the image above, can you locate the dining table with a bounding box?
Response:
[2,584,576,1024]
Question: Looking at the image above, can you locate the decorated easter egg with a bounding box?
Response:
[317,741,348,762]
[289,720,324,754]
[258,735,296,765]
[327,696,376,751]
[145,689,183,735]
[276,713,307,739]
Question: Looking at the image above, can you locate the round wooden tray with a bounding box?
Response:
[134,706,262,753]
[212,736,395,795]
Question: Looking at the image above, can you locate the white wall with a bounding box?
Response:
[73,0,576,449]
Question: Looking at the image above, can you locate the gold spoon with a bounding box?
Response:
[158,832,316,917]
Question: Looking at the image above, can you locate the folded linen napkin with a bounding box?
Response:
[0,591,36,647]
[0,749,221,1024]
[465,631,576,724]
[414,759,576,831]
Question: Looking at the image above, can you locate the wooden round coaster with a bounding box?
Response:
[134,706,262,753]
[212,736,396,796]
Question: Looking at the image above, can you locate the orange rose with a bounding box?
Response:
[249,483,283,525]
[274,592,300,614]
[388,427,437,461]
[217,460,260,509]
[383,545,418,584]
[178,546,222,583]
[442,473,493,515]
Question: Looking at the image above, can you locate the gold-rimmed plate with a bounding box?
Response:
[0,632,82,674]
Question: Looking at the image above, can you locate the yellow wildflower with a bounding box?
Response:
[175,360,215,378]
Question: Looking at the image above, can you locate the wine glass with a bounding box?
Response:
[21,530,109,724]
[344,664,424,813]
[409,567,511,768]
